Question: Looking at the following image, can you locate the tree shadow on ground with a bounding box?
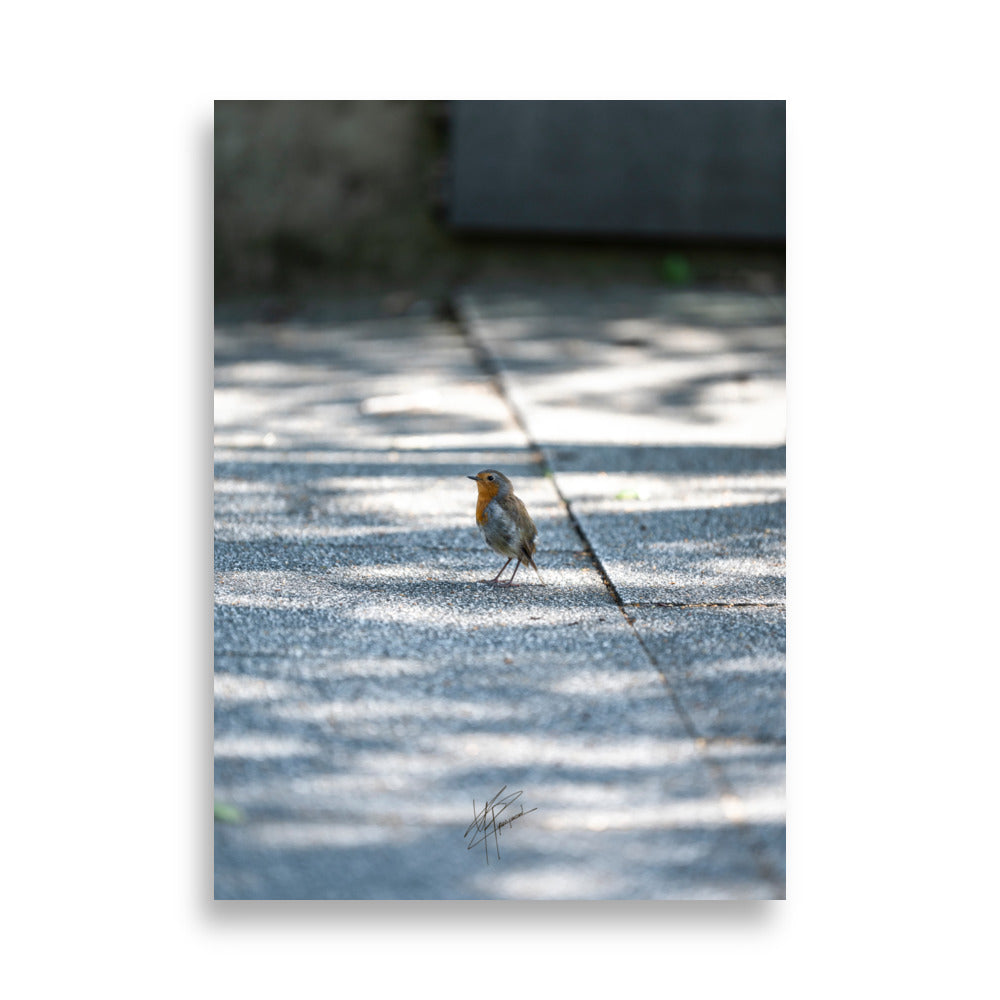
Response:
[213,294,785,899]
[214,504,785,898]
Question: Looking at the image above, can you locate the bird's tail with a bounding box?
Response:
[524,552,545,585]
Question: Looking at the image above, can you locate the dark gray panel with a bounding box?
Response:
[449,100,785,240]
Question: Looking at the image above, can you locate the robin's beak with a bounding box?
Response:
[467,475,479,481]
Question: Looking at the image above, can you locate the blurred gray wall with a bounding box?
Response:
[448,101,785,240]
[215,101,445,295]
[214,100,785,300]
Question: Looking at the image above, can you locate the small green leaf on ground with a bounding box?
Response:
[615,489,642,500]
[214,802,245,824]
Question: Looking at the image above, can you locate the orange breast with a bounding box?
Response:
[474,481,499,525]
[475,493,491,525]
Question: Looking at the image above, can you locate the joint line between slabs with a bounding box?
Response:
[450,293,627,605]
[627,601,787,609]
[451,292,783,895]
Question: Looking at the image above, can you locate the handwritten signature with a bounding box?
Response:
[464,786,537,863]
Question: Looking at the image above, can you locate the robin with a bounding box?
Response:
[467,469,542,587]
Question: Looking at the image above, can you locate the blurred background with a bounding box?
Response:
[214,100,784,313]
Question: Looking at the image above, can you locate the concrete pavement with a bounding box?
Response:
[214,285,786,899]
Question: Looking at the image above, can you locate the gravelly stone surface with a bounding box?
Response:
[214,289,786,899]
[460,290,785,606]
[631,606,787,743]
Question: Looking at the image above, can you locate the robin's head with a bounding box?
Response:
[467,469,511,500]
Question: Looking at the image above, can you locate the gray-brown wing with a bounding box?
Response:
[509,494,538,563]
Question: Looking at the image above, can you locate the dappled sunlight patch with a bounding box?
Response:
[560,471,785,509]
[215,731,722,830]
[608,548,784,584]
[358,382,510,422]
[213,520,476,544]
[672,653,785,676]
[273,696,512,725]
[717,789,784,823]
[440,732,701,769]
[214,478,285,497]
[214,571,334,608]
[305,657,443,679]
[695,556,785,580]
[600,558,784,599]
[473,865,613,900]
[548,668,664,696]
[539,798,727,831]
[347,584,612,626]
[495,364,782,446]
[214,735,321,760]
[214,674,297,703]
[465,290,785,447]
[284,773,478,817]
[249,821,412,850]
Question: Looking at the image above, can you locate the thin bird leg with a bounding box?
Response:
[488,558,512,585]
[499,559,523,587]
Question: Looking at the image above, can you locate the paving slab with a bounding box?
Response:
[456,287,787,896]
[214,297,785,899]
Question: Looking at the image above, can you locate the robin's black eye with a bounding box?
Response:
[487,475,494,481]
